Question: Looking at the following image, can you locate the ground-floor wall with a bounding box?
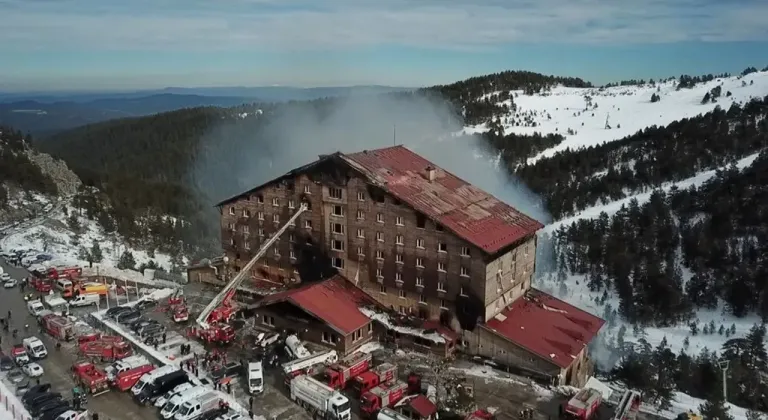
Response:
[461,326,563,385]
[251,306,372,355]
[370,322,455,358]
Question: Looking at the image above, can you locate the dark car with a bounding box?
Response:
[105,306,132,319]
[39,405,71,420]
[211,361,243,382]
[116,310,141,324]
[199,408,229,420]
[0,354,13,371]
[22,384,51,403]
[130,319,159,332]
[24,392,61,408]
[30,399,68,418]
[135,299,156,310]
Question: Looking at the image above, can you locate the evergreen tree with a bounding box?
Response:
[117,251,136,270]
[67,212,81,233]
[699,393,733,420]
[90,241,103,263]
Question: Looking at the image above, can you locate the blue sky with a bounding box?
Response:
[1,0,767,91]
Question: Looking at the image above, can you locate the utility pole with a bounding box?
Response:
[393,124,397,146]
[718,360,730,401]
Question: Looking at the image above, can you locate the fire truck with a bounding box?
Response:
[113,364,154,391]
[282,350,339,385]
[352,363,397,397]
[43,314,74,341]
[193,204,308,345]
[563,387,603,420]
[46,266,82,280]
[79,338,133,362]
[322,352,372,390]
[360,381,408,417]
[72,362,110,396]
[611,390,642,420]
[172,305,189,323]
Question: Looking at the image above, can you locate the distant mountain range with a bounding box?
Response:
[0,85,410,135]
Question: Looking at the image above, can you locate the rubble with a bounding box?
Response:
[359,306,449,343]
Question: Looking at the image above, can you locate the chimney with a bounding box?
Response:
[424,165,437,182]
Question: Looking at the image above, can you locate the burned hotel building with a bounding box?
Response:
[215,145,603,387]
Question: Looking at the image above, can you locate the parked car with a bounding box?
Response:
[3,278,17,288]
[105,306,132,319]
[117,310,141,325]
[22,362,44,377]
[0,354,13,371]
[15,380,31,396]
[7,369,26,384]
[135,299,156,310]
[210,361,243,382]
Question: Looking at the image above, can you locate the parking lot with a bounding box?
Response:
[0,259,157,420]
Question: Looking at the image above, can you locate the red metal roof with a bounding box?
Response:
[253,275,373,335]
[483,288,605,369]
[342,146,543,254]
[408,395,437,417]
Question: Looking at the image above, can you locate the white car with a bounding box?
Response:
[21,362,44,377]
[3,278,17,288]
[27,301,45,316]
[0,272,10,281]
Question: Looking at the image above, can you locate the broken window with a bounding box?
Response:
[329,187,343,199]
[257,194,264,203]
[461,246,470,257]
[438,242,447,252]
[332,223,344,234]
[332,239,345,251]
[436,223,444,232]
[332,205,344,217]
[332,257,344,269]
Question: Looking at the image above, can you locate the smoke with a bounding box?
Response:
[189,92,551,228]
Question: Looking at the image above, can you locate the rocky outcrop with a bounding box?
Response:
[25,150,81,196]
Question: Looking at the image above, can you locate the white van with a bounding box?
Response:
[131,365,177,396]
[27,301,46,316]
[106,355,150,381]
[22,337,48,359]
[56,279,73,291]
[69,294,100,307]
[155,382,195,408]
[248,362,264,394]
[173,392,221,420]
[160,386,208,419]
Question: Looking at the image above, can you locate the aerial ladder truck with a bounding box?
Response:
[193,203,309,344]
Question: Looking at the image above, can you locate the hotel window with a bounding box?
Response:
[357,247,364,256]
[356,210,364,220]
[332,239,345,251]
[329,187,342,199]
[256,195,264,203]
[395,272,403,282]
[419,294,427,304]
[379,285,387,294]
[377,213,384,223]
[357,191,365,201]
[242,225,249,234]
[460,287,467,296]
[244,242,251,250]
[438,242,447,252]
[395,254,404,264]
[227,222,235,230]
[257,211,264,221]
[416,277,424,287]
[229,207,235,215]
[304,220,312,229]
[332,223,344,234]
[437,282,445,292]
[416,239,424,249]
[395,216,404,226]
[438,262,446,272]
[272,214,279,223]
[399,290,406,298]
[376,251,384,260]
[376,232,384,242]
[289,233,295,242]
[273,248,280,257]
[322,332,333,343]
[332,257,344,269]
[288,200,295,209]
[332,205,344,217]
[416,214,426,229]
[304,185,311,194]
[440,299,448,309]
[290,250,296,259]
[258,228,264,236]
[395,235,404,245]
[262,315,274,326]
[242,209,250,218]
[376,269,383,278]
[436,224,444,232]
[272,198,279,207]
[357,229,365,238]
[461,246,470,257]
[416,257,424,268]
[460,266,470,277]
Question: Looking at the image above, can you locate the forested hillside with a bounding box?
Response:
[0,126,58,205]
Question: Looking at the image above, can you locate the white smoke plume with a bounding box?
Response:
[190,92,551,226]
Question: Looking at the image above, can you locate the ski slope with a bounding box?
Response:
[464,70,768,164]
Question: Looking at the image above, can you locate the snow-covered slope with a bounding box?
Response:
[464,70,768,164]
[0,196,177,283]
